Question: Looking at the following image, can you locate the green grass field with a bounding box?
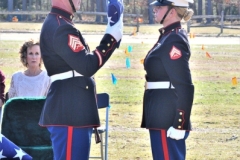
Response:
[0,22,240,36]
[0,23,240,159]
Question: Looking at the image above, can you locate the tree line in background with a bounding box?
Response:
[0,0,239,24]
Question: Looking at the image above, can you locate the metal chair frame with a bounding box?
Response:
[90,93,110,160]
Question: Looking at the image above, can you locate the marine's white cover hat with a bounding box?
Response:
[150,0,193,7]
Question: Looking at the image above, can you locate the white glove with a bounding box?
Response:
[167,126,186,140]
[105,14,123,42]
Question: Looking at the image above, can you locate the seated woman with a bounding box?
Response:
[8,39,51,99]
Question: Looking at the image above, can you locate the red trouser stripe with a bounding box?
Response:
[161,130,170,160]
[66,126,73,160]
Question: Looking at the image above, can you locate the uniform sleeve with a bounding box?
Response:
[160,34,194,130]
[52,24,118,77]
[8,76,17,99]
[0,70,5,103]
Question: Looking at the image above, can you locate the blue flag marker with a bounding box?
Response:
[126,57,131,69]
[111,73,117,85]
[128,45,133,52]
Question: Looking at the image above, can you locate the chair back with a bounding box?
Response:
[93,93,110,160]
[0,97,51,146]
[97,93,109,109]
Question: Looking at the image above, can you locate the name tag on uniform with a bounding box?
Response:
[147,43,162,56]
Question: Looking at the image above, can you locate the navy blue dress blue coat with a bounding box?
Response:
[39,7,118,127]
[141,22,194,130]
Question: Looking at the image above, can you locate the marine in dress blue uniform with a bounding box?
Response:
[141,0,194,159]
[39,0,123,159]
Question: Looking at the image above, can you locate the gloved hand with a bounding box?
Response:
[167,126,186,140]
[105,0,124,42]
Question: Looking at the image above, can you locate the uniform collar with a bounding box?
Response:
[159,21,181,35]
[51,7,74,21]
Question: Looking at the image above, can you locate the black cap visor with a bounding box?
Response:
[150,0,173,6]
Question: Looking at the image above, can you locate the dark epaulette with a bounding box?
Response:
[169,28,189,44]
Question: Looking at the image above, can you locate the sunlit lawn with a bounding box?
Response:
[0,22,240,36]
[0,24,240,159]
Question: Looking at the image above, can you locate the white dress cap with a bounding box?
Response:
[168,0,194,7]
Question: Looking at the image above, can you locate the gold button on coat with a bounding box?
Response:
[179,119,182,122]
[178,126,181,129]
[86,86,88,89]
[107,43,110,47]
[179,112,182,115]
[102,50,106,53]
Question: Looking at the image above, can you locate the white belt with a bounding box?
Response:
[145,81,175,90]
[50,70,83,83]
